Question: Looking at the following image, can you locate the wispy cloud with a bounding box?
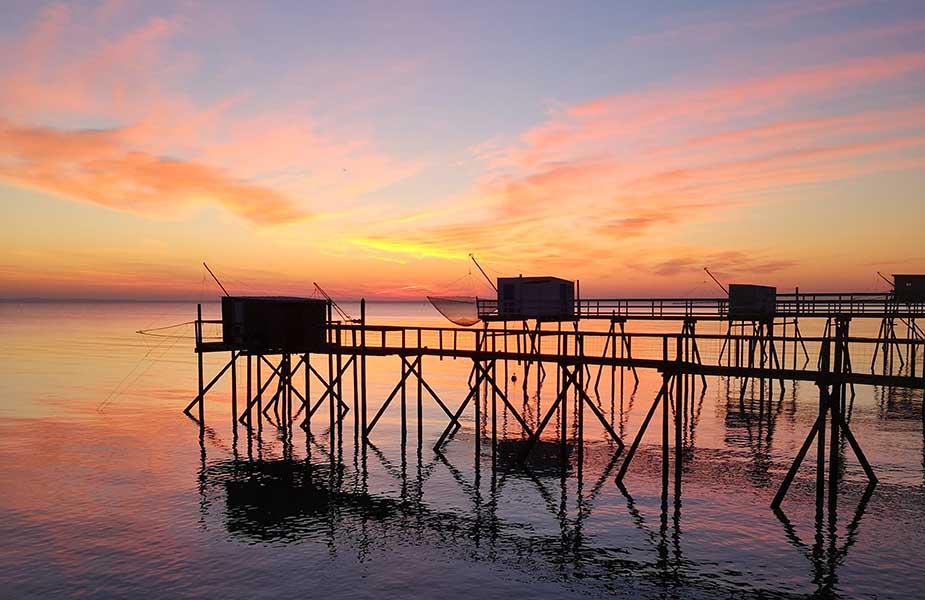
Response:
[0,120,304,224]
[0,2,417,225]
[361,42,925,289]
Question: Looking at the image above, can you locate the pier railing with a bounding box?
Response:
[319,321,924,382]
[476,292,924,320]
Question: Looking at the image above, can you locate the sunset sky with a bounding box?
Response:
[1,0,923,300]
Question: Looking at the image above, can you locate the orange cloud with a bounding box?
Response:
[0,120,304,224]
[0,3,417,225]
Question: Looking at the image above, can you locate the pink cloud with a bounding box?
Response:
[357,44,925,291]
[0,120,304,224]
[518,53,925,167]
[0,2,417,224]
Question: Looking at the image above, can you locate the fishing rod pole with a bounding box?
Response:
[703,267,728,295]
[469,253,498,292]
[203,262,230,296]
[313,282,356,322]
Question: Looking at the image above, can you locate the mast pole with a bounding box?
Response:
[469,254,498,292]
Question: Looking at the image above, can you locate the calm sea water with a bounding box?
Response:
[1,301,923,599]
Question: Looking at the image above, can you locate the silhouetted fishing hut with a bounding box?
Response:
[727,284,777,321]
[893,274,925,303]
[186,296,332,432]
[221,296,327,352]
[496,276,575,321]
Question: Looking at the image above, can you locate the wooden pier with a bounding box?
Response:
[184,297,925,512]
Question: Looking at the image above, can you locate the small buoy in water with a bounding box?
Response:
[511,374,517,383]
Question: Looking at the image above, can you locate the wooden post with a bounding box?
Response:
[246,354,252,430]
[401,330,407,444]
[417,330,423,443]
[197,303,204,423]
[256,354,262,430]
[793,288,799,371]
[361,299,367,440]
[829,317,846,512]
[230,351,237,429]
[503,321,509,400]
[675,336,683,497]
[561,363,568,457]
[816,337,830,508]
[662,352,670,501]
[329,327,336,448]
[305,352,311,434]
[336,329,343,425]
[492,332,498,457]
[577,335,584,463]
[474,330,481,456]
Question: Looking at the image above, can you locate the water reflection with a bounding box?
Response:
[723,375,787,488]
[196,416,818,598]
[773,482,877,598]
[7,303,925,599]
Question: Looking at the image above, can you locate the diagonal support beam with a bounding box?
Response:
[300,354,355,427]
[434,363,486,451]
[562,366,624,450]
[184,351,240,415]
[237,356,281,424]
[615,375,670,483]
[517,363,576,462]
[834,406,877,483]
[771,410,824,509]
[475,360,534,439]
[404,355,456,422]
[365,355,421,436]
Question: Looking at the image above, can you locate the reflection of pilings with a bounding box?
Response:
[518,360,625,463]
[773,481,876,596]
[723,367,783,488]
[772,317,877,510]
[201,433,670,596]
[187,300,925,518]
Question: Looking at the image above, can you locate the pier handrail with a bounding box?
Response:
[475,292,921,320]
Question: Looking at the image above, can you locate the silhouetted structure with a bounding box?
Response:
[495,276,575,321]
[894,274,925,302]
[727,284,776,320]
[184,283,925,514]
[221,296,326,352]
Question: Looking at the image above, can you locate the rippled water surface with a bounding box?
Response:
[1,301,924,599]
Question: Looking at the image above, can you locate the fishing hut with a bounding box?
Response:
[893,274,925,303]
[490,276,577,393]
[727,284,776,320]
[496,276,575,321]
[870,275,925,375]
[720,284,782,378]
[221,296,327,352]
[186,295,335,434]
